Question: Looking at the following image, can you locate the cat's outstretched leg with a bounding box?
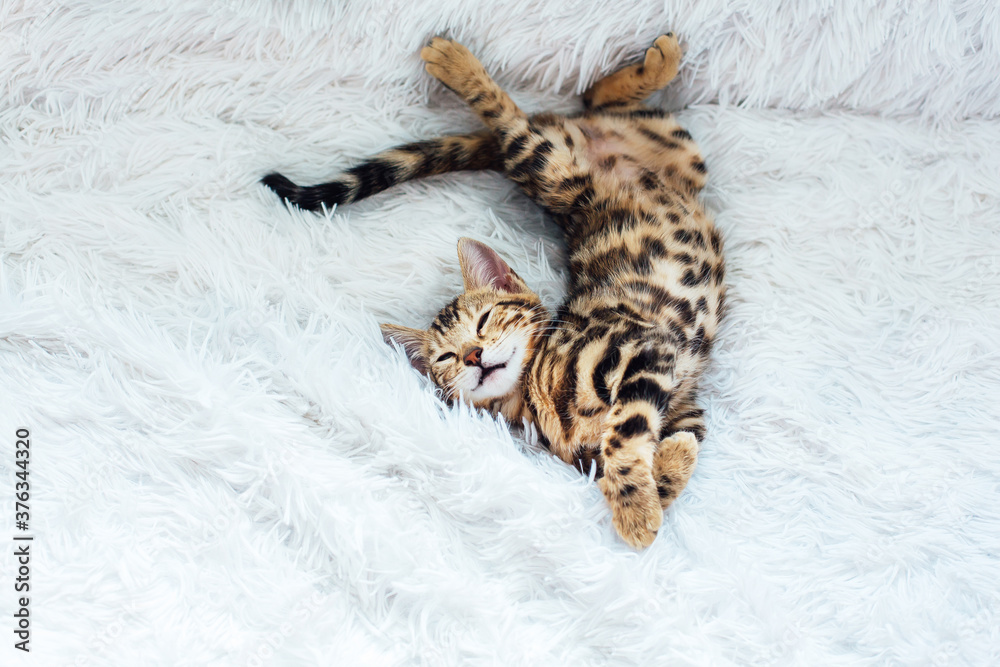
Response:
[421,38,530,139]
[583,33,682,110]
[421,38,577,209]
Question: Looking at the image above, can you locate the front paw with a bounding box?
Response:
[600,476,663,549]
[653,430,698,507]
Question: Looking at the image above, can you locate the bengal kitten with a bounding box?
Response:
[263,34,724,549]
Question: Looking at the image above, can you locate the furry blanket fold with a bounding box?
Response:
[1,1,998,664]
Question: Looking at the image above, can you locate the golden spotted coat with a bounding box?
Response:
[264,34,724,549]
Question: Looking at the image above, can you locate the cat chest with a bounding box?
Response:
[529,393,609,461]
[525,339,620,457]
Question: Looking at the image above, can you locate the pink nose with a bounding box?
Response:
[464,347,483,366]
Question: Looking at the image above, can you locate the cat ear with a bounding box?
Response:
[380,323,429,374]
[457,237,528,293]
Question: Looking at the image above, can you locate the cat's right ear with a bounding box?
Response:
[380,324,430,374]
[456,237,529,294]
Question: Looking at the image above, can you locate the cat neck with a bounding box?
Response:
[471,376,530,421]
[497,329,550,425]
[494,391,528,424]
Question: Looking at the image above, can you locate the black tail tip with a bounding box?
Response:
[261,172,300,201]
[261,172,349,211]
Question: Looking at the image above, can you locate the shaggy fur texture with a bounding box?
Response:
[1,0,999,664]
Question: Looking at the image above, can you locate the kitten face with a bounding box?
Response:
[381,239,546,407]
[424,291,542,403]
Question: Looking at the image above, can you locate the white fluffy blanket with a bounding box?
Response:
[2,0,999,664]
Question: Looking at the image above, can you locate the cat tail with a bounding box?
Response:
[262,131,501,211]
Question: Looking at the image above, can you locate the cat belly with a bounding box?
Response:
[576,120,645,183]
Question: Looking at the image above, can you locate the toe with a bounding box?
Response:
[645,45,664,68]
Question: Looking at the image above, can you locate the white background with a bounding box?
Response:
[1,1,999,664]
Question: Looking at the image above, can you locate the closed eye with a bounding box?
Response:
[435,352,456,364]
[476,309,492,337]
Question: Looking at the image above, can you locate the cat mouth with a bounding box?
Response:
[475,348,517,388]
[476,361,508,387]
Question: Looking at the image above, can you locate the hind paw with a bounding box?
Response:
[641,34,682,89]
[583,33,683,109]
[420,38,486,98]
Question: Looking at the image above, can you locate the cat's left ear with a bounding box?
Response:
[457,237,529,294]
[380,323,429,374]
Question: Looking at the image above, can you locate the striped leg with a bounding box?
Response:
[583,33,682,110]
[421,38,530,141]
[663,398,706,442]
[420,39,578,211]
[598,393,668,549]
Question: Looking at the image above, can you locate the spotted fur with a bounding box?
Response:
[264,34,724,549]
